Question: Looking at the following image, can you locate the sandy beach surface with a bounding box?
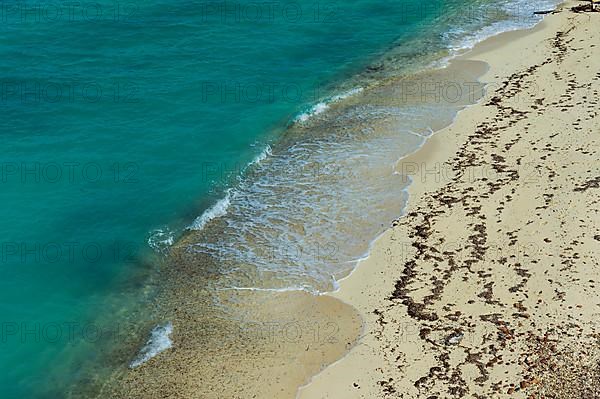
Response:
[299,2,600,398]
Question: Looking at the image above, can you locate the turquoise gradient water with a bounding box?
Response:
[0,0,552,397]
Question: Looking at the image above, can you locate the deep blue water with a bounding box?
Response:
[0,0,550,397]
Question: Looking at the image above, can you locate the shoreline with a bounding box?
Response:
[305,0,557,339]
[299,2,600,398]
[329,11,555,293]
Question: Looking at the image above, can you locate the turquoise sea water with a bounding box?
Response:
[0,0,554,397]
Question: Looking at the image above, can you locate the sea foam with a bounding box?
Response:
[129,322,174,368]
[294,87,363,124]
[147,227,175,253]
[249,144,272,167]
[189,189,232,231]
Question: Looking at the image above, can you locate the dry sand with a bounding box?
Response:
[299,2,600,398]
